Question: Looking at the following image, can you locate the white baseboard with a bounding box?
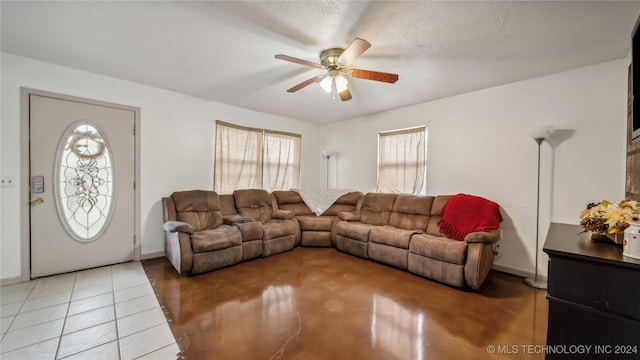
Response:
[141,251,165,260]
[492,264,548,282]
[1,275,25,286]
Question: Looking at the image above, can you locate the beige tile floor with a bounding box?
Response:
[0,262,179,359]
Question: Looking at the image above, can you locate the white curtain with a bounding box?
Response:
[214,121,262,193]
[263,130,301,191]
[214,121,301,193]
[376,126,426,194]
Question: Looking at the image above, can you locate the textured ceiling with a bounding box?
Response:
[2,1,640,124]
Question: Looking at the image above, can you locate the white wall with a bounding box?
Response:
[1,52,321,280]
[0,52,628,281]
[322,59,628,277]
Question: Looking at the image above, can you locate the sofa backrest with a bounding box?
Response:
[321,192,363,216]
[233,189,273,223]
[171,190,223,232]
[426,195,452,236]
[360,193,398,226]
[219,194,238,216]
[389,194,434,231]
[272,191,315,216]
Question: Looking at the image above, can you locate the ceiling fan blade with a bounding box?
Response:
[286,75,324,93]
[339,88,352,101]
[275,54,323,69]
[349,69,399,83]
[337,38,371,67]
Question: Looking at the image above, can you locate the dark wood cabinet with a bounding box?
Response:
[543,223,640,360]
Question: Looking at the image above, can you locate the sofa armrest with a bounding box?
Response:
[272,209,295,220]
[464,229,500,244]
[163,220,195,235]
[165,230,193,275]
[337,211,360,221]
[464,242,494,290]
[223,214,247,225]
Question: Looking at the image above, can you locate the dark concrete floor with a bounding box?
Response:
[143,247,547,360]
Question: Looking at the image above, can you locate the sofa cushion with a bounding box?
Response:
[322,203,354,216]
[369,226,421,249]
[321,192,363,216]
[426,195,452,236]
[389,194,433,231]
[262,219,297,240]
[408,254,465,288]
[298,216,334,231]
[335,221,376,242]
[336,191,363,205]
[219,194,238,216]
[191,225,242,253]
[233,189,274,223]
[234,221,263,242]
[409,233,467,265]
[360,193,397,226]
[191,247,242,274]
[262,235,295,257]
[300,231,332,247]
[272,191,315,216]
[172,190,223,232]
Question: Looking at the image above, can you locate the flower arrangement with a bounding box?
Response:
[579,199,640,234]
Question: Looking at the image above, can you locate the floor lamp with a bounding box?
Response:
[524,125,553,290]
[322,150,333,188]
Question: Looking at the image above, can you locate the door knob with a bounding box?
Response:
[31,197,44,205]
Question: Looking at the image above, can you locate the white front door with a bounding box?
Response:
[29,93,136,278]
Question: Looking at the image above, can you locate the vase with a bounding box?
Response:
[623,222,640,259]
[590,231,624,245]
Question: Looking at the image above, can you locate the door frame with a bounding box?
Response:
[20,88,141,281]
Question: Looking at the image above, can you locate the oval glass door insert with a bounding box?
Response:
[55,121,115,242]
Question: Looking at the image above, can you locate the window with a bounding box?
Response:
[55,121,114,242]
[377,126,427,194]
[214,121,300,193]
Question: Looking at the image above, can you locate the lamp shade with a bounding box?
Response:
[526,125,554,140]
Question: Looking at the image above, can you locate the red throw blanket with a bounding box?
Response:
[438,194,502,241]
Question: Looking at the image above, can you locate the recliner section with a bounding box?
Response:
[271,190,363,247]
[162,190,243,275]
[334,193,501,290]
[232,189,297,257]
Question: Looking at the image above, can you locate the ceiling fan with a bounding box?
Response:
[275,38,399,102]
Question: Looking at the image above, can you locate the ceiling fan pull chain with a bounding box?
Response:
[332,78,337,104]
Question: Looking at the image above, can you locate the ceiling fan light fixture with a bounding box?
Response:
[275,38,398,100]
[319,76,333,93]
[335,74,348,93]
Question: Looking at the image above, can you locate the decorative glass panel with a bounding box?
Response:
[55,121,114,242]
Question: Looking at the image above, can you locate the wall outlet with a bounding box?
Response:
[493,241,502,259]
[1,176,16,187]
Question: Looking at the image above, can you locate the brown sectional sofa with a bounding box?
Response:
[162,189,501,290]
